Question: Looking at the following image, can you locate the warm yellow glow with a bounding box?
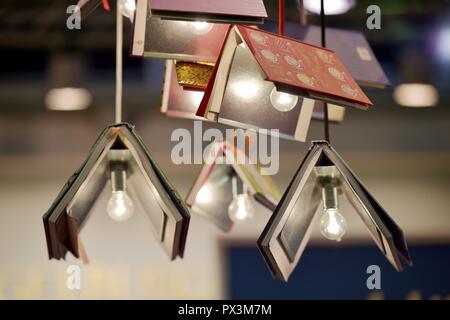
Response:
[393,83,439,107]
[45,87,92,111]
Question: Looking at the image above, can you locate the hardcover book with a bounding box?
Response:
[131,0,266,60]
[161,61,346,123]
[185,140,281,232]
[261,21,390,88]
[258,141,412,281]
[196,25,373,142]
[43,123,190,261]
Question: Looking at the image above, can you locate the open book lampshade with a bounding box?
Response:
[185,140,280,232]
[43,123,190,262]
[258,141,412,281]
[131,0,267,61]
[196,25,373,142]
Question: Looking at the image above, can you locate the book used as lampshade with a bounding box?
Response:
[261,21,390,89]
[196,25,373,142]
[185,140,281,232]
[161,59,346,123]
[261,21,390,122]
[43,123,190,262]
[258,141,412,282]
[131,0,267,61]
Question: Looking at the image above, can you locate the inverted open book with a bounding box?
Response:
[43,123,190,261]
[258,141,412,281]
[196,25,373,142]
[131,0,266,60]
[185,140,280,232]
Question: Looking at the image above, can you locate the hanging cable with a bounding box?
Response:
[115,0,123,123]
[320,0,330,142]
[279,0,285,36]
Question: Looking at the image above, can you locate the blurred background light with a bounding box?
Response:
[45,87,92,111]
[393,83,439,107]
[436,26,450,63]
[302,0,356,15]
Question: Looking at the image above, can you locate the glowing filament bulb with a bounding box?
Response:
[107,161,134,222]
[270,87,298,112]
[319,183,347,241]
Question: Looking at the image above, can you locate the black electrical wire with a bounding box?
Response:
[320,0,330,142]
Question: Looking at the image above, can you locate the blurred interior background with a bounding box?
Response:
[0,0,449,299]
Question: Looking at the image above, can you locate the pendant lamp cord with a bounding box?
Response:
[320,0,330,142]
[115,0,123,124]
[279,0,285,36]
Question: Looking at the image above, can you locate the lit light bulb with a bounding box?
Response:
[228,194,255,221]
[196,186,212,204]
[119,0,136,21]
[320,208,347,241]
[107,190,134,222]
[320,182,347,241]
[107,159,134,222]
[270,87,298,112]
[191,21,213,35]
[303,0,356,15]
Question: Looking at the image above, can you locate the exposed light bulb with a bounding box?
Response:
[191,21,213,35]
[320,208,347,241]
[270,87,298,112]
[107,160,134,222]
[196,186,212,204]
[303,0,355,15]
[119,0,136,21]
[107,191,134,222]
[319,182,347,241]
[228,194,255,221]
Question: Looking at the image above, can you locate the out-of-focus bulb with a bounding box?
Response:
[320,182,346,241]
[107,191,134,222]
[320,208,347,241]
[228,194,255,221]
[196,186,212,204]
[303,0,356,15]
[119,0,136,21]
[191,21,213,35]
[270,87,298,112]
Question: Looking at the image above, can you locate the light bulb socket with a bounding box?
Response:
[110,161,128,192]
[321,183,338,210]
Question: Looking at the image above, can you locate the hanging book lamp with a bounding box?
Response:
[195,24,373,142]
[257,0,412,281]
[257,140,412,281]
[131,0,267,62]
[185,140,281,232]
[43,3,190,262]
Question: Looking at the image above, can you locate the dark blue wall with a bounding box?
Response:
[226,245,450,299]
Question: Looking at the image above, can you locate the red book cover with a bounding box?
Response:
[196,25,235,117]
[149,0,267,19]
[236,26,373,107]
